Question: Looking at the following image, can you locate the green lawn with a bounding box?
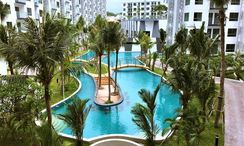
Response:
[50,74,79,105]
[85,63,108,74]
[160,116,224,146]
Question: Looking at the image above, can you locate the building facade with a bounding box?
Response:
[121,0,168,39]
[1,0,106,30]
[167,0,244,53]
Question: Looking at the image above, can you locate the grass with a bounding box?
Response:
[85,63,108,74]
[50,74,79,105]
[160,116,224,146]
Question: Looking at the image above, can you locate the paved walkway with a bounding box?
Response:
[215,77,244,146]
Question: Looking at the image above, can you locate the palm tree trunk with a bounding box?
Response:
[214,7,225,128]
[148,51,151,68]
[61,63,65,98]
[98,55,102,88]
[107,50,111,102]
[114,50,119,93]
[44,84,52,126]
[8,61,14,75]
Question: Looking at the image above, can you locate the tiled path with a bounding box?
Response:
[215,77,244,146]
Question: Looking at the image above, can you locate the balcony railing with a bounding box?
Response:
[16,12,27,19]
[15,0,26,4]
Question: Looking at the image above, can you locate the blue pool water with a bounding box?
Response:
[102,52,143,67]
[77,50,96,60]
[52,51,181,139]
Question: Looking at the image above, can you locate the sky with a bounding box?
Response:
[106,0,122,13]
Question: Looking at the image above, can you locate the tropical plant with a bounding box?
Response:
[151,52,158,71]
[89,15,106,88]
[0,1,9,24]
[102,21,121,102]
[0,25,17,75]
[135,30,145,58]
[166,101,207,146]
[211,0,230,128]
[113,24,124,93]
[175,27,188,54]
[131,85,160,146]
[153,4,167,18]
[14,15,73,125]
[59,98,91,146]
[188,22,219,61]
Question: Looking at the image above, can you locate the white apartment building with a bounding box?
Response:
[167,0,244,53]
[0,0,106,75]
[121,0,168,39]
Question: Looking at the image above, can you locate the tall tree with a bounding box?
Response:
[15,15,72,126]
[102,22,120,102]
[0,1,9,24]
[175,27,188,54]
[89,15,106,88]
[113,23,124,93]
[153,4,167,19]
[0,25,17,75]
[131,85,160,146]
[211,0,229,128]
[151,52,158,71]
[59,98,91,146]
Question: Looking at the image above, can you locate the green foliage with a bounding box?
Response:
[0,1,10,21]
[59,98,91,146]
[107,11,117,16]
[131,85,160,146]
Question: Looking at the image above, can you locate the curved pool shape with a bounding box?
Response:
[102,52,143,67]
[77,50,96,61]
[52,68,181,139]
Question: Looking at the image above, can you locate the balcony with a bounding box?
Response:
[34,0,39,7]
[15,0,26,4]
[16,12,27,20]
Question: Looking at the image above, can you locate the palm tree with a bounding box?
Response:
[102,22,121,102]
[0,1,9,24]
[15,15,72,125]
[135,30,145,58]
[131,85,160,146]
[151,52,158,71]
[59,98,91,146]
[0,25,17,75]
[175,27,188,54]
[188,22,219,61]
[89,15,106,88]
[140,33,154,64]
[153,4,167,19]
[211,0,230,128]
[113,24,124,93]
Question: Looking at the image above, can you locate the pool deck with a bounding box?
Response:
[95,85,120,104]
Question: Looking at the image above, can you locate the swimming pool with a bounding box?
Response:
[77,50,96,61]
[51,51,181,139]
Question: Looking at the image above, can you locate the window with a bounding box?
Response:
[123,3,126,6]
[229,13,238,21]
[7,22,12,27]
[185,0,190,5]
[184,13,189,21]
[213,29,219,37]
[57,2,60,8]
[226,44,235,52]
[39,10,43,17]
[141,8,144,10]
[6,5,10,14]
[133,13,136,16]
[231,0,240,5]
[123,8,126,11]
[195,0,203,4]
[207,29,212,37]
[27,8,32,16]
[194,12,202,21]
[227,28,237,37]
[146,13,149,15]
[147,2,150,5]
[134,3,136,6]
[141,2,144,5]
[147,7,150,10]
[133,8,136,11]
